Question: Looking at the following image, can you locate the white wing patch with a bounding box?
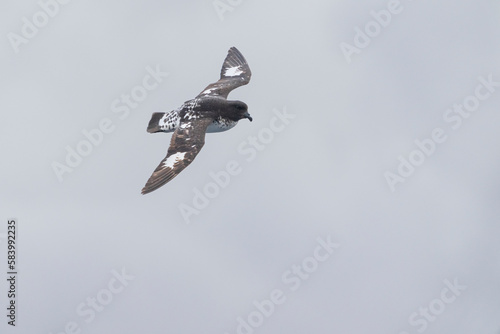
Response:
[224,66,243,77]
[162,152,186,169]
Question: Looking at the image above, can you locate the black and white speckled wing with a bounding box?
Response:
[197,47,251,99]
[141,118,213,194]
[146,109,180,133]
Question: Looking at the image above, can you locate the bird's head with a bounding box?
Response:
[228,100,252,122]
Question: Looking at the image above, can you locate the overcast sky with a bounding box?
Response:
[1,1,500,333]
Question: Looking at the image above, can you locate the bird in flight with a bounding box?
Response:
[141,47,252,194]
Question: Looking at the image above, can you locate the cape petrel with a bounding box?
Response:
[141,47,252,194]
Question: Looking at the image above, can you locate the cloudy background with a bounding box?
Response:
[1,0,499,333]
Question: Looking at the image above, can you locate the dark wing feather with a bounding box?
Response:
[141,118,213,194]
[197,47,251,99]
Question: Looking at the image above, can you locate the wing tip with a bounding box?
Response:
[221,46,250,78]
[141,164,180,195]
[228,46,243,59]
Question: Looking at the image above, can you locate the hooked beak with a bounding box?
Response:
[244,112,253,122]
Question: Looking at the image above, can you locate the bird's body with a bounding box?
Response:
[146,96,242,134]
[141,47,252,194]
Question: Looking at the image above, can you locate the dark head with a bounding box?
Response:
[227,100,252,122]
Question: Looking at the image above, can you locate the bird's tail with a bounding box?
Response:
[147,111,178,133]
[147,112,165,133]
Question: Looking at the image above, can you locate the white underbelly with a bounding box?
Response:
[206,120,237,133]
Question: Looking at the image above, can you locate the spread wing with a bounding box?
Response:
[197,47,251,99]
[141,118,213,194]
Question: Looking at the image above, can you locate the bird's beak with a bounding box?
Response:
[244,112,253,122]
